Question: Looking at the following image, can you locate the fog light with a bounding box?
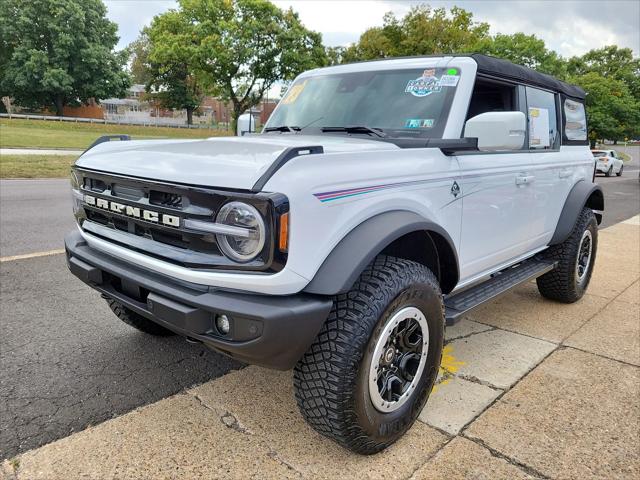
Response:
[216,314,231,335]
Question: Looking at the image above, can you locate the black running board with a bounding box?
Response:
[444,258,557,326]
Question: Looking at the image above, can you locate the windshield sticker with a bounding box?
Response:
[405,71,441,97]
[438,74,460,87]
[405,119,434,128]
[281,81,307,105]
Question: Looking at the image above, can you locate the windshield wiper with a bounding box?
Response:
[264,125,301,133]
[321,126,387,138]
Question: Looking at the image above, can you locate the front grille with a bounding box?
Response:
[150,191,183,208]
[73,169,281,271]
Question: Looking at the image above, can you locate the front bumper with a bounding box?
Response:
[65,230,332,370]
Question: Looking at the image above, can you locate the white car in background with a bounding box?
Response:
[592,149,624,176]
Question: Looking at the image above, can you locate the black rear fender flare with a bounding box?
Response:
[550,181,604,245]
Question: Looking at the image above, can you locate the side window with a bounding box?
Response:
[526,86,559,150]
[466,78,517,121]
[563,98,587,142]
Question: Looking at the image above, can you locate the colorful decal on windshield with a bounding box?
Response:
[438,74,460,87]
[405,118,434,128]
[281,80,307,105]
[405,71,441,97]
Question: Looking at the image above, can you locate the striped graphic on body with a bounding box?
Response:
[314,179,435,202]
[313,160,593,203]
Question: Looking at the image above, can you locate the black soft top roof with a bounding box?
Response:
[471,54,585,99]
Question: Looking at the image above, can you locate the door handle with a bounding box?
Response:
[559,168,572,178]
[515,174,535,185]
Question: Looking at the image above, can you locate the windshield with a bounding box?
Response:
[265,67,461,139]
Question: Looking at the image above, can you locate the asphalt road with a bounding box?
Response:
[596,145,640,228]
[0,179,76,257]
[0,148,638,459]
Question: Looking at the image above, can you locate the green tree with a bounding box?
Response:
[343,5,490,61]
[127,32,153,86]
[568,46,640,99]
[569,72,640,146]
[145,11,204,125]
[0,0,130,116]
[477,33,566,77]
[167,0,326,134]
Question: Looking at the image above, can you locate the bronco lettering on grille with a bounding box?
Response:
[84,194,180,227]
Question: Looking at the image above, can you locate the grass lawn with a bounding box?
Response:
[0,118,231,149]
[0,154,78,178]
[616,150,632,162]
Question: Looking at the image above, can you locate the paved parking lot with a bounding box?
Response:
[2,217,637,479]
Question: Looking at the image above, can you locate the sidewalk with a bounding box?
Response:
[3,217,639,480]
[0,148,83,156]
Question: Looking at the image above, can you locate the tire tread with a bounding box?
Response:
[536,208,597,302]
[293,255,442,454]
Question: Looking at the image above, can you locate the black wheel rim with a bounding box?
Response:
[576,229,593,284]
[368,307,429,412]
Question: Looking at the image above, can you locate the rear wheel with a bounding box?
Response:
[616,165,624,176]
[105,297,176,336]
[294,256,444,454]
[605,166,613,177]
[536,208,597,303]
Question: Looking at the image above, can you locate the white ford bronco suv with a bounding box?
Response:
[65,54,603,454]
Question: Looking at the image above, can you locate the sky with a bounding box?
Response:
[104,0,640,58]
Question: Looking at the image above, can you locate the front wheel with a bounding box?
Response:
[294,256,444,454]
[537,207,598,303]
[616,165,624,176]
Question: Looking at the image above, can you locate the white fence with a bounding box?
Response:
[0,112,226,130]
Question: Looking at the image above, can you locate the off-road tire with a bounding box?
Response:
[605,166,613,177]
[616,165,623,176]
[293,255,444,455]
[536,207,598,303]
[105,297,176,336]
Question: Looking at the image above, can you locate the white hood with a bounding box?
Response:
[76,135,399,190]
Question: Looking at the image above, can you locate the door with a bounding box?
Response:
[457,79,536,283]
[612,151,623,173]
[522,86,567,248]
[457,152,537,282]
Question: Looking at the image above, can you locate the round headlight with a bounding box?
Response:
[215,202,266,262]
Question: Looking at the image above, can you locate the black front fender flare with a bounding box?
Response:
[550,181,604,245]
[303,211,459,295]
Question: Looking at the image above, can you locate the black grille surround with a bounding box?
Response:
[73,167,289,273]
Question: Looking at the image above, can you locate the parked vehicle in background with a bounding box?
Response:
[592,149,624,176]
[65,54,603,454]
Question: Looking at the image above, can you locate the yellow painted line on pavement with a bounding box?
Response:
[0,249,65,263]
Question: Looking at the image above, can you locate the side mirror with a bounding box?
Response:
[464,111,526,151]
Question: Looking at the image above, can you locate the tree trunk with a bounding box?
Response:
[231,104,243,136]
[590,139,597,149]
[613,139,618,145]
[186,107,194,125]
[54,95,64,116]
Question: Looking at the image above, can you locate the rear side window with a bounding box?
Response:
[563,98,587,142]
[525,87,559,150]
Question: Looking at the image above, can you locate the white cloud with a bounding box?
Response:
[105,0,177,49]
[105,0,640,57]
